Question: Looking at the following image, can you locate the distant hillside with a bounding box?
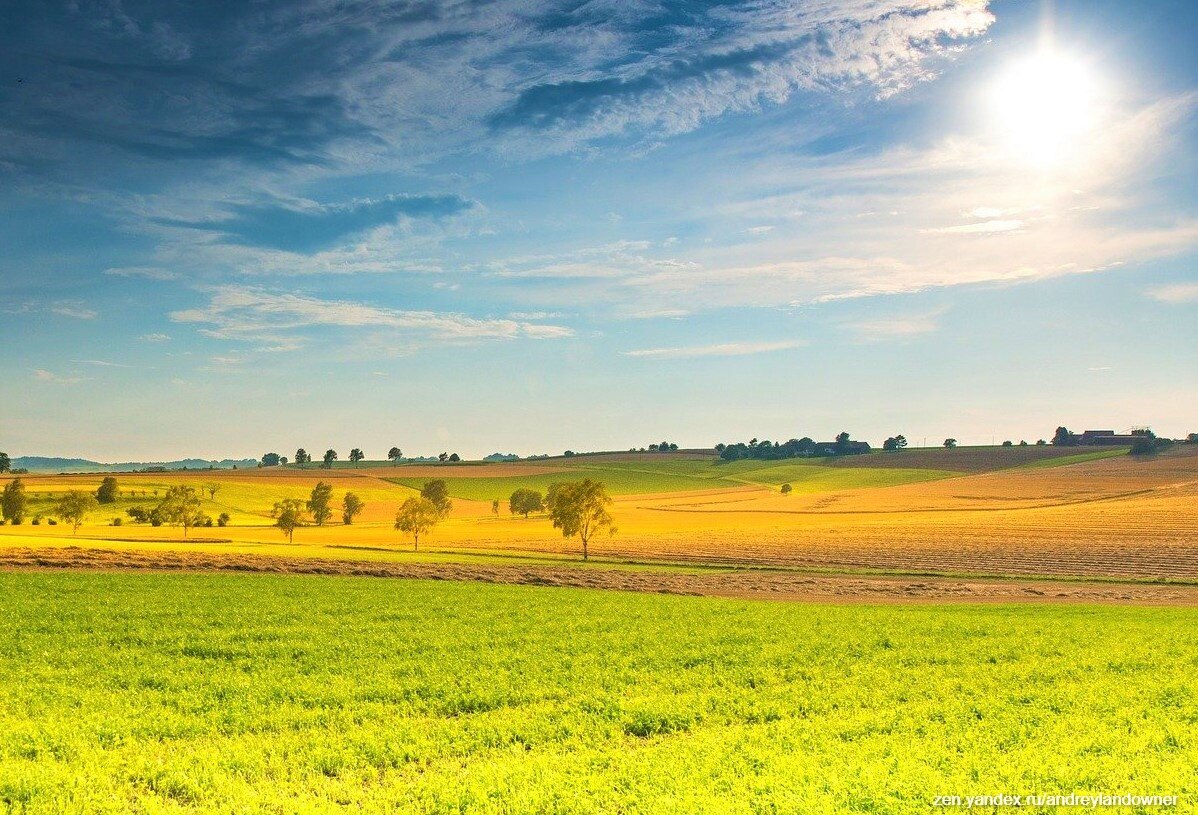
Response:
[11,456,258,474]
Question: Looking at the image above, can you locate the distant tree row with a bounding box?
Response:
[259,447,462,468]
[716,432,869,461]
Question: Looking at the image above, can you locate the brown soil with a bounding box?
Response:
[4,547,1196,606]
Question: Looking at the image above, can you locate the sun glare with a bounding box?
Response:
[990,50,1100,166]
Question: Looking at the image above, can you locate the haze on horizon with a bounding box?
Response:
[1,0,1195,462]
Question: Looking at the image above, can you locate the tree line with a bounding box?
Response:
[715,432,870,461]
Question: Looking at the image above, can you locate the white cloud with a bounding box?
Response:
[50,302,97,319]
[846,311,943,341]
[622,340,804,359]
[1145,282,1198,303]
[33,369,82,384]
[171,286,574,345]
[139,333,171,342]
[104,266,180,281]
[923,219,1024,234]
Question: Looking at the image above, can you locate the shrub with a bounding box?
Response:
[780,483,793,495]
[47,518,57,526]
[217,513,230,528]
[112,517,122,527]
[32,516,40,525]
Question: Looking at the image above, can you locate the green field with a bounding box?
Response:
[386,458,951,500]
[2,572,1194,814]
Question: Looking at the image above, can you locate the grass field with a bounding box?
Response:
[1,572,1194,814]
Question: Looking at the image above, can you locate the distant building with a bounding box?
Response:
[1077,430,1141,446]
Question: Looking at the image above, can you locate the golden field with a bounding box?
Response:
[3,445,1195,582]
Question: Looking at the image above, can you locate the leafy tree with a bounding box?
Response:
[203,482,220,501]
[156,485,204,537]
[1019,440,1029,446]
[126,506,148,524]
[394,497,440,551]
[1002,440,1013,447]
[295,448,310,469]
[0,452,9,473]
[509,488,544,518]
[1051,426,1076,446]
[491,499,500,515]
[882,435,908,451]
[2,479,28,524]
[1036,439,1047,445]
[420,480,452,517]
[261,452,281,467]
[438,452,449,462]
[546,479,615,561]
[780,483,793,495]
[448,453,460,462]
[943,438,957,449]
[388,447,403,464]
[1186,433,1198,444]
[217,512,230,527]
[342,492,365,525]
[349,448,365,467]
[56,490,98,534]
[322,449,337,469]
[307,481,334,526]
[272,498,305,543]
[96,476,119,504]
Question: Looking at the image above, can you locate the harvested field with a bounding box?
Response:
[6,546,1197,604]
[817,444,1127,472]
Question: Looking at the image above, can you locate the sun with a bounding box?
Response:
[990,50,1100,166]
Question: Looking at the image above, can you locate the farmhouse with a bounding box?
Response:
[1077,430,1143,446]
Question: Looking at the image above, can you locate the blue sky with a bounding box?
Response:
[1,0,1195,460]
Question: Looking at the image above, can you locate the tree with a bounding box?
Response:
[546,479,615,561]
[0,452,9,473]
[2,479,28,524]
[448,453,460,462]
[95,476,119,504]
[509,488,544,518]
[1051,426,1076,446]
[342,492,364,525]
[56,490,98,534]
[217,512,230,527]
[491,499,500,516]
[295,448,310,469]
[307,481,334,526]
[349,448,365,467]
[394,497,440,550]
[1186,433,1198,444]
[834,431,853,455]
[261,452,281,467]
[388,447,403,464]
[272,498,305,543]
[780,483,793,495]
[1002,440,1013,447]
[156,485,204,537]
[322,449,338,469]
[203,482,221,501]
[438,452,449,462]
[943,438,957,449]
[883,435,908,451]
[420,480,452,517]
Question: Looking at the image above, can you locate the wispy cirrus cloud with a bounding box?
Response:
[1145,282,1198,303]
[50,302,97,319]
[33,369,82,384]
[622,340,804,359]
[154,194,474,253]
[170,286,574,348]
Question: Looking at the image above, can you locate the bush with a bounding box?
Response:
[10,518,20,526]
[112,517,122,526]
[32,517,41,525]
[150,516,162,527]
[780,483,793,495]
[217,513,230,528]
[47,518,57,526]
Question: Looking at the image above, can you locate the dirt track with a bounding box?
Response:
[4,547,1197,606]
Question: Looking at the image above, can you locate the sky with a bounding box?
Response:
[1,0,1195,461]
